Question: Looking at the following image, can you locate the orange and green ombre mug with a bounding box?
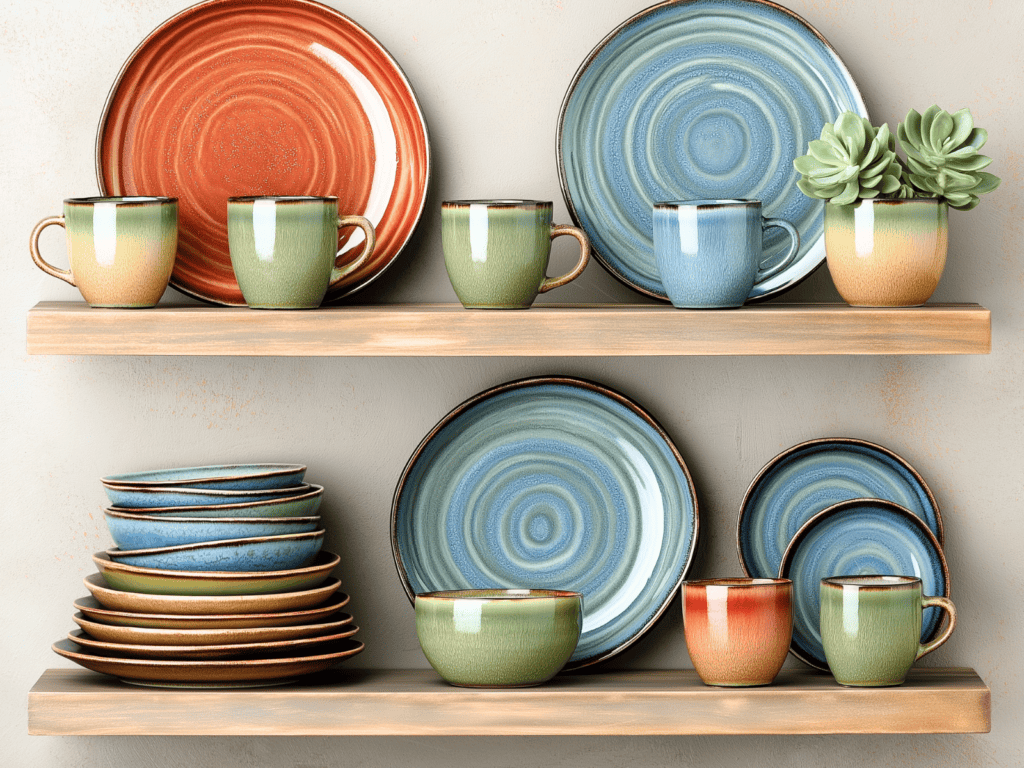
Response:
[30,197,178,307]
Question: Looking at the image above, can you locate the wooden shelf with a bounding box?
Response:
[26,301,991,356]
[29,667,990,736]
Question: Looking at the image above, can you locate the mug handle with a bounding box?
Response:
[916,596,957,660]
[538,224,591,293]
[330,215,376,286]
[30,216,76,286]
[756,218,800,283]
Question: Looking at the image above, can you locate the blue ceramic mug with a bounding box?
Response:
[653,200,799,308]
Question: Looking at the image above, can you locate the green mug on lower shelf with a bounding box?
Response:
[820,575,957,687]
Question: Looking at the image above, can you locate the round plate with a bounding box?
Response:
[109,484,324,519]
[84,573,342,615]
[557,0,866,302]
[779,498,950,670]
[68,625,358,659]
[72,611,353,646]
[101,464,307,490]
[52,637,364,687]
[73,592,350,629]
[103,483,313,509]
[738,438,942,580]
[104,530,325,572]
[392,376,698,669]
[104,509,320,550]
[97,0,430,305]
[94,548,336,594]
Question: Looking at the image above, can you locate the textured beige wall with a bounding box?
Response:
[2,0,1021,764]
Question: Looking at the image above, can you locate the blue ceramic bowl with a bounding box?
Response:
[102,464,307,491]
[104,509,321,549]
[103,483,313,509]
[105,530,325,572]
[108,485,324,518]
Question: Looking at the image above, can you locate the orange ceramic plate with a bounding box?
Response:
[97,0,430,305]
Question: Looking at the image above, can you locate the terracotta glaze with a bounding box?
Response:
[97,0,429,305]
[682,578,792,686]
[825,199,948,306]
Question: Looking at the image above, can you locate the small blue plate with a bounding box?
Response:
[392,376,699,670]
[108,485,324,519]
[102,464,307,491]
[738,438,942,581]
[103,483,313,509]
[104,509,321,550]
[106,530,325,572]
[779,499,950,670]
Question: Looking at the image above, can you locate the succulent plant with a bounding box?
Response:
[897,106,1000,211]
[794,112,904,206]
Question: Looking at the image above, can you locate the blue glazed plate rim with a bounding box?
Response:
[556,0,868,302]
[779,497,950,670]
[736,437,943,580]
[390,375,699,670]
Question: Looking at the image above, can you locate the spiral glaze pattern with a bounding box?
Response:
[780,500,949,670]
[738,439,941,582]
[98,0,429,305]
[558,0,866,302]
[392,378,698,669]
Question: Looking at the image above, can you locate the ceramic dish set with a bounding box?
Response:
[388,378,959,688]
[52,464,365,687]
[31,0,886,310]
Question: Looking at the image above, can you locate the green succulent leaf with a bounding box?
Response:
[896,105,999,209]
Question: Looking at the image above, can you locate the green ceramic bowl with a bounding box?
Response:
[415,589,583,688]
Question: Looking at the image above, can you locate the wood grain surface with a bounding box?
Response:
[26,302,992,356]
[29,667,991,736]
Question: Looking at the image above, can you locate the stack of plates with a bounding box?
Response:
[736,439,949,671]
[53,464,363,687]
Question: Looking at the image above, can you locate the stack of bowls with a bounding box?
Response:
[52,464,364,687]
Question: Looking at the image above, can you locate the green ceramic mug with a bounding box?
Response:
[820,575,957,687]
[441,200,591,308]
[227,196,375,309]
[30,197,178,308]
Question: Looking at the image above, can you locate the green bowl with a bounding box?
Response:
[415,589,582,688]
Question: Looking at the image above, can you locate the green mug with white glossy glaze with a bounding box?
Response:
[820,575,957,687]
[227,196,375,309]
[441,200,591,308]
[30,197,178,308]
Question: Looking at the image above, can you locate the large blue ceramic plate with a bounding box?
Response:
[779,499,950,670]
[557,0,867,302]
[391,377,698,669]
[102,464,307,491]
[738,438,941,581]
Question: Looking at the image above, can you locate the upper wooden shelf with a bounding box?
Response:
[29,667,990,736]
[26,301,991,357]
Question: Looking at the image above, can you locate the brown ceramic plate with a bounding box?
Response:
[72,593,350,629]
[68,625,359,660]
[97,0,430,305]
[84,573,341,615]
[92,549,338,596]
[52,637,364,687]
[72,610,353,645]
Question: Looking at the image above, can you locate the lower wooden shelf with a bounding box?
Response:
[29,667,990,736]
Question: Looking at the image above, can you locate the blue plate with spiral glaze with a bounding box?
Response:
[738,438,942,582]
[779,498,950,670]
[391,377,699,670]
[557,0,867,302]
